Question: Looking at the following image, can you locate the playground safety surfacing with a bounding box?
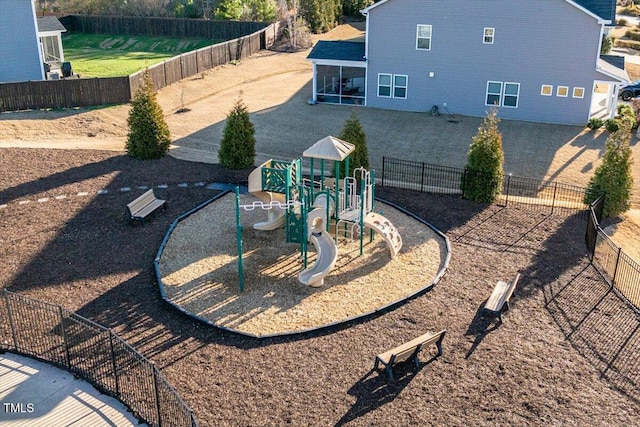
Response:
[157,192,450,338]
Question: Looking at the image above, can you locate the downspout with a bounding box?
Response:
[363,8,370,106]
[312,63,318,103]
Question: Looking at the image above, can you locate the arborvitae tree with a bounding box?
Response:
[462,108,505,203]
[342,0,373,17]
[584,122,634,218]
[339,110,369,178]
[126,71,171,160]
[299,0,340,33]
[219,99,256,169]
[215,0,243,19]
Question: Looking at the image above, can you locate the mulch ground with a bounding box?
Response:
[0,148,638,426]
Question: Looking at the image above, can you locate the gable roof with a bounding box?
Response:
[597,57,630,82]
[307,41,366,62]
[37,16,67,33]
[573,0,616,23]
[361,0,614,23]
[600,54,625,70]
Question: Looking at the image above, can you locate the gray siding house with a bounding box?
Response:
[307,0,628,125]
[0,0,45,83]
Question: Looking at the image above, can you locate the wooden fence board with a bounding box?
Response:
[196,48,212,73]
[180,52,198,79]
[163,58,183,86]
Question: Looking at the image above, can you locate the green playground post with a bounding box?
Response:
[359,173,365,255]
[309,157,314,203]
[235,187,244,292]
[370,169,375,243]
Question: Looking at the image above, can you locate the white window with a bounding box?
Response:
[417,25,432,50]
[557,86,569,97]
[503,82,520,108]
[486,81,502,106]
[394,75,408,98]
[486,81,520,107]
[378,73,408,98]
[541,85,553,96]
[483,28,495,44]
[573,87,585,98]
[378,74,392,97]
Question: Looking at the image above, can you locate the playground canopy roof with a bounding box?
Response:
[303,136,354,161]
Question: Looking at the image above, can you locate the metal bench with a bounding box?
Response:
[126,189,166,224]
[374,329,446,379]
[483,273,520,323]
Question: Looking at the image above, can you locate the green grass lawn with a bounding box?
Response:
[62,33,222,77]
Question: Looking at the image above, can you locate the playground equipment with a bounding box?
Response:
[235,136,403,290]
[247,161,288,230]
[298,195,338,287]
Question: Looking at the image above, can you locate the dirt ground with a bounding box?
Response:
[0,23,639,425]
[0,148,638,426]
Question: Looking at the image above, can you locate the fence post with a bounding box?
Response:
[152,363,163,427]
[461,168,467,199]
[381,157,385,187]
[191,409,197,427]
[4,291,19,351]
[58,306,71,370]
[420,162,425,193]
[612,246,622,288]
[109,331,120,397]
[504,173,511,207]
[551,181,558,215]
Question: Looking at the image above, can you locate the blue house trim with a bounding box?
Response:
[307,41,366,62]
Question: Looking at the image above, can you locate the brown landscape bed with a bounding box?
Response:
[0,148,637,426]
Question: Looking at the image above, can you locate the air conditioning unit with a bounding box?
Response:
[49,71,59,80]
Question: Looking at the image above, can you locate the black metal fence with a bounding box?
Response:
[586,197,640,312]
[381,156,591,215]
[0,290,197,427]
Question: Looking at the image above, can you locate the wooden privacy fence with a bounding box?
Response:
[0,77,130,111]
[60,15,269,40]
[130,27,265,94]
[0,18,282,112]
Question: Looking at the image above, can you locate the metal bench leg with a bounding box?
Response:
[413,353,420,368]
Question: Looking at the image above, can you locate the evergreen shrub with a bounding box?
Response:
[126,71,171,160]
[219,99,256,169]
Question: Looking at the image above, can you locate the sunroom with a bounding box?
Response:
[307,41,367,106]
[37,16,67,66]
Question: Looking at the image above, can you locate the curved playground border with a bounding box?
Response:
[154,184,452,339]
